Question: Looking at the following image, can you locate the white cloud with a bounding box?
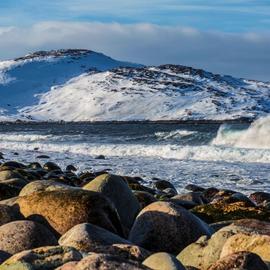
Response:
[0,21,269,81]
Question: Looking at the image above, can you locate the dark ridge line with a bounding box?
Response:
[0,118,253,125]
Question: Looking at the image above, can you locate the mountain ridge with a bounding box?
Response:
[1,49,269,122]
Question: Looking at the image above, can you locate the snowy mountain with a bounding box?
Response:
[1,50,270,121]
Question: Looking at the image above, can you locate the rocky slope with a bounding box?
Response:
[0,50,269,121]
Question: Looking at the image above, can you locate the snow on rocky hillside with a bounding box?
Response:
[0,49,139,120]
[1,50,270,121]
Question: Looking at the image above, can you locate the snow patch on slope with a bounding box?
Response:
[20,65,270,121]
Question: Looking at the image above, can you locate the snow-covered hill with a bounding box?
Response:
[1,50,270,121]
[0,49,139,120]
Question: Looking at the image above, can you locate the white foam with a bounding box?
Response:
[1,139,270,164]
[212,116,270,149]
[155,130,196,140]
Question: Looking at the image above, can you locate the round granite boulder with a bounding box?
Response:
[143,252,185,270]
[128,201,213,254]
[59,223,130,252]
[83,174,140,230]
[16,190,124,236]
[0,220,57,255]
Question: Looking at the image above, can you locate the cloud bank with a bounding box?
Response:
[0,21,269,81]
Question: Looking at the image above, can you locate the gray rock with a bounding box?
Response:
[143,252,185,270]
[129,201,213,254]
[0,220,57,255]
[59,223,130,252]
[83,174,140,230]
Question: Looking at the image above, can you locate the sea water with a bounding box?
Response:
[0,117,269,193]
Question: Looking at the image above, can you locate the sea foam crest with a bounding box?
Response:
[212,115,270,149]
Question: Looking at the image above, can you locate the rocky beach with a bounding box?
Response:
[0,156,269,269]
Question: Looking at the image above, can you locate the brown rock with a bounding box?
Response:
[220,233,270,262]
[129,201,213,254]
[208,251,268,270]
[17,190,124,236]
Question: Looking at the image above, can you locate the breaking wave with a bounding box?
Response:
[212,116,270,149]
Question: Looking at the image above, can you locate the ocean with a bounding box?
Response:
[0,117,269,194]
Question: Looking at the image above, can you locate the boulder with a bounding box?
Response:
[0,246,82,270]
[0,204,22,226]
[208,251,268,270]
[129,201,213,254]
[83,174,140,230]
[0,220,57,255]
[192,201,270,223]
[19,180,76,196]
[250,192,270,205]
[143,252,185,270]
[0,178,29,200]
[57,253,150,270]
[16,190,123,236]
[0,170,24,182]
[171,192,208,205]
[133,191,157,209]
[220,233,270,263]
[178,219,270,269]
[59,223,130,252]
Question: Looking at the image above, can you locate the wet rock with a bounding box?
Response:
[208,251,268,270]
[134,191,157,209]
[0,161,26,169]
[143,252,185,270]
[191,201,270,223]
[66,165,77,172]
[172,192,208,205]
[185,184,205,192]
[0,170,24,182]
[95,155,105,160]
[59,223,130,253]
[43,162,61,171]
[220,233,270,263]
[58,253,150,270]
[211,192,255,207]
[203,187,219,201]
[153,179,177,193]
[0,220,57,255]
[129,201,213,254]
[28,162,42,169]
[83,174,140,230]
[36,155,50,159]
[250,192,270,205]
[19,180,76,196]
[0,246,82,270]
[17,190,124,236]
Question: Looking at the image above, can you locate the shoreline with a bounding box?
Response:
[0,118,253,125]
[0,157,270,269]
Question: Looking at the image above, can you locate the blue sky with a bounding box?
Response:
[1,0,270,32]
[0,1,269,80]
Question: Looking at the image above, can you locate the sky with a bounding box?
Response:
[0,0,269,81]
